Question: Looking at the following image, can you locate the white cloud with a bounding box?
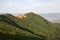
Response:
[27,0,34,2]
[0,0,60,14]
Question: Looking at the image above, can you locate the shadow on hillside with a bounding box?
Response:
[0,32,44,40]
[0,15,46,40]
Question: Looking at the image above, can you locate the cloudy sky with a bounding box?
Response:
[0,0,60,14]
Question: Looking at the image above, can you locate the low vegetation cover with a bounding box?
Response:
[0,12,60,40]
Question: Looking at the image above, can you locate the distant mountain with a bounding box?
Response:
[40,13,60,23]
[0,12,60,40]
[0,12,4,14]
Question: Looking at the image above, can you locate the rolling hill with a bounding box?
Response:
[41,13,60,23]
[0,12,60,40]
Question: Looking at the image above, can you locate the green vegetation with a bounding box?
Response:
[0,12,60,40]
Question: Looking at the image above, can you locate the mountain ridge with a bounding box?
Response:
[40,13,60,23]
[0,12,60,40]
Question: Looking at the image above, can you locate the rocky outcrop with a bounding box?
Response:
[16,14,26,19]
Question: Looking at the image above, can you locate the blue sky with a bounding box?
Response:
[0,0,60,14]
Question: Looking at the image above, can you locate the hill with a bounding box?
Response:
[40,13,60,23]
[0,12,60,40]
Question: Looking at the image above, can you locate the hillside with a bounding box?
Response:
[0,12,60,40]
[41,13,60,23]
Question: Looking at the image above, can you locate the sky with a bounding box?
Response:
[0,0,60,14]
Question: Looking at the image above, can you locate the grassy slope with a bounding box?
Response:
[0,12,60,40]
[0,13,45,40]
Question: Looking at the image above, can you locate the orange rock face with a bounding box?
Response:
[23,15,26,18]
[16,14,26,19]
